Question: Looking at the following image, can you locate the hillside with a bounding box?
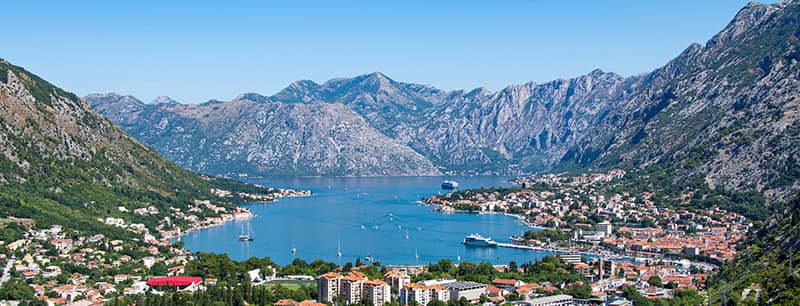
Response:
[0,59,273,237]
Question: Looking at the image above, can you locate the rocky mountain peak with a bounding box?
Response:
[150,95,180,105]
[234,93,272,103]
[351,72,397,93]
[272,80,322,103]
[706,0,781,48]
[84,92,143,108]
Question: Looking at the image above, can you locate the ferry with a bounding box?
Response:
[441,180,459,190]
[463,234,498,247]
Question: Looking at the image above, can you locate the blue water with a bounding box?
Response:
[180,176,554,265]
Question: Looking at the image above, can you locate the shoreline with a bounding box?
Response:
[167,191,312,241]
[427,204,720,270]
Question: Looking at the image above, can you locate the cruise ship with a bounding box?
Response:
[441,180,459,190]
[462,234,498,247]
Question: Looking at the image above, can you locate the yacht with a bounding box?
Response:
[238,223,254,241]
[463,234,498,247]
[441,180,459,190]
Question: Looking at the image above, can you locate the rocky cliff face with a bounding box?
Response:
[88,1,800,199]
[86,94,440,177]
[564,0,800,200]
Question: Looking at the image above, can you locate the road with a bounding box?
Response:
[0,257,14,288]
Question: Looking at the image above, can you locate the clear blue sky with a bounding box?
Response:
[2,1,764,103]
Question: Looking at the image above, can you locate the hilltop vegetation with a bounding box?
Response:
[0,59,273,239]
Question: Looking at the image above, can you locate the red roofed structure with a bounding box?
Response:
[146,276,203,287]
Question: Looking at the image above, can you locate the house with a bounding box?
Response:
[492,278,524,290]
[248,269,263,283]
[168,265,185,276]
[42,266,61,278]
[485,285,507,298]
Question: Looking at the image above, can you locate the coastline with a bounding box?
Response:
[167,190,312,241]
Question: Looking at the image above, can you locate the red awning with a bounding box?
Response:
[146,276,203,287]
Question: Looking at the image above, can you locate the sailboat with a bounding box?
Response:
[238,223,254,241]
[337,240,342,257]
[291,246,297,254]
[415,248,419,261]
[405,231,409,240]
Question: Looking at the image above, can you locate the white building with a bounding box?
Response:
[363,280,391,305]
[512,294,573,306]
[597,221,613,236]
[384,270,411,293]
[443,281,486,304]
[317,272,341,303]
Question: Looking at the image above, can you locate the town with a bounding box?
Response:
[0,184,312,305]
[0,170,730,305]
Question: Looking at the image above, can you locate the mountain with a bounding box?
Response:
[88,1,800,200]
[85,93,440,177]
[0,59,268,237]
[563,1,800,202]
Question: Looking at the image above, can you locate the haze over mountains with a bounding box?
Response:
[88,1,799,202]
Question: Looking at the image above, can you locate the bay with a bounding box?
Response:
[180,176,555,266]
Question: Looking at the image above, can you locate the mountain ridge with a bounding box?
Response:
[87,0,800,204]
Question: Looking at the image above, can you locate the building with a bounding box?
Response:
[384,270,411,292]
[363,280,391,305]
[341,274,366,305]
[597,221,613,236]
[400,283,450,306]
[442,281,486,304]
[512,294,573,306]
[599,259,616,279]
[316,272,341,303]
[558,253,582,265]
[492,278,523,291]
[317,271,385,305]
[401,283,432,306]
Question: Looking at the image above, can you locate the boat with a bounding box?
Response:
[405,231,409,240]
[238,223,254,241]
[291,246,297,254]
[441,180,459,190]
[462,234,498,247]
[337,240,342,257]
